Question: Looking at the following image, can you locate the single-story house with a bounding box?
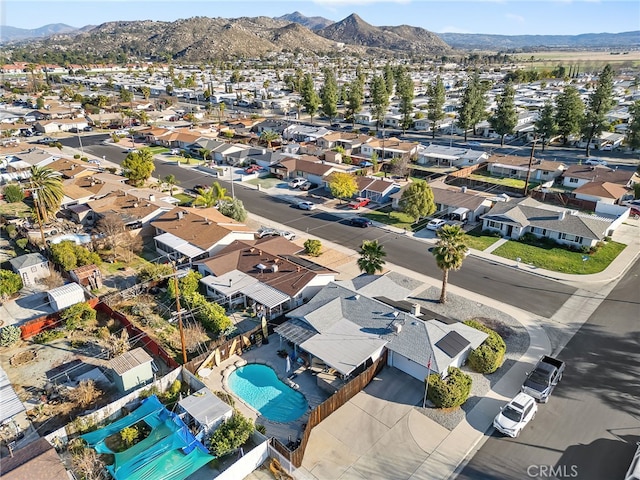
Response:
[196,236,337,318]
[282,124,332,143]
[275,278,488,382]
[417,144,489,168]
[33,118,89,134]
[354,176,402,204]
[573,181,630,205]
[151,207,255,263]
[486,155,566,181]
[562,164,639,190]
[361,137,419,161]
[9,253,51,287]
[269,156,339,185]
[481,196,617,248]
[316,132,372,155]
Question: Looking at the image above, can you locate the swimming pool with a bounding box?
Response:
[49,233,92,245]
[228,364,308,423]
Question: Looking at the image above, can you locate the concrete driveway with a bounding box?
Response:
[298,366,449,480]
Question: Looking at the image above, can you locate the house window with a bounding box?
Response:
[569,178,579,184]
[510,170,517,176]
[31,266,38,272]
[487,220,500,229]
[542,171,548,176]
[559,233,582,243]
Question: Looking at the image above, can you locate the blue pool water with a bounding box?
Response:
[49,233,92,245]
[228,364,308,423]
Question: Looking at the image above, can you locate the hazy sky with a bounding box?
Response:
[3,0,639,36]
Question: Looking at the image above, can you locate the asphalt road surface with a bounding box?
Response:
[76,141,577,319]
[457,258,640,480]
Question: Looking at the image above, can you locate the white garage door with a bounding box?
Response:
[389,352,429,382]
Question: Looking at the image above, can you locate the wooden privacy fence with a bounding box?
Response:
[184,324,263,374]
[272,350,388,468]
[94,302,180,369]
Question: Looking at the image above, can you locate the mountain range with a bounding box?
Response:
[1,13,637,60]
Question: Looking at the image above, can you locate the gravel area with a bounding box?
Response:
[409,286,530,431]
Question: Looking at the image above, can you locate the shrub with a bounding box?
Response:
[33,329,65,344]
[0,325,21,347]
[81,157,88,162]
[464,320,506,374]
[74,154,81,159]
[214,391,235,407]
[303,239,322,257]
[120,426,139,447]
[61,302,97,331]
[5,224,17,239]
[16,238,28,250]
[137,262,173,282]
[426,367,472,408]
[3,183,24,203]
[255,424,266,435]
[209,412,254,457]
[139,385,160,399]
[0,269,23,298]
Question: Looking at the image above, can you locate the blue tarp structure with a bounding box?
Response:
[81,395,215,480]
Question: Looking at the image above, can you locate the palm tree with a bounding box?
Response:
[357,240,387,275]
[432,225,468,304]
[199,148,212,164]
[162,174,180,196]
[29,165,63,223]
[193,182,231,208]
[218,102,225,123]
[260,130,280,149]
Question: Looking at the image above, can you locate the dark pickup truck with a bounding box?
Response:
[521,355,565,403]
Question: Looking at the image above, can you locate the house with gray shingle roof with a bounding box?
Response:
[275,276,487,381]
[8,253,50,287]
[481,197,616,248]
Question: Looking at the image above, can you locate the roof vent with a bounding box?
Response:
[558,210,566,220]
[411,303,421,316]
[177,211,184,220]
[249,248,256,253]
[272,264,279,273]
[353,294,360,300]
[392,322,402,334]
[149,194,155,201]
[133,202,139,208]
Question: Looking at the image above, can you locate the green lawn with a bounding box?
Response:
[464,227,502,251]
[363,207,416,231]
[492,240,626,274]
[468,172,540,190]
[146,146,170,154]
[173,193,193,206]
[246,175,284,189]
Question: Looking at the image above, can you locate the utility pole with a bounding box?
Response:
[172,263,188,364]
[523,135,538,196]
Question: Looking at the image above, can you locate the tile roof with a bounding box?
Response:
[573,181,629,199]
[563,164,635,184]
[88,190,171,224]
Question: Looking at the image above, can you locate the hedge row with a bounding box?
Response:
[426,367,472,408]
[464,320,506,374]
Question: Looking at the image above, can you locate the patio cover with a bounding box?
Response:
[0,366,25,424]
[177,388,232,430]
[275,318,318,345]
[155,232,206,259]
[300,318,387,376]
[242,282,290,309]
[200,271,258,297]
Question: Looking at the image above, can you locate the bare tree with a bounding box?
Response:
[39,269,65,289]
[96,213,125,250]
[66,379,101,408]
[115,231,144,263]
[71,448,107,480]
[108,329,130,357]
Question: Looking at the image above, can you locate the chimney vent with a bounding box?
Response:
[272,264,279,273]
[461,186,467,193]
[228,278,233,287]
[177,211,184,220]
[558,210,566,220]
[149,194,155,201]
[133,202,139,208]
[411,304,421,316]
[392,322,402,334]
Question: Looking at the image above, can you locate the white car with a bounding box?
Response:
[297,201,316,211]
[279,231,296,240]
[493,392,538,438]
[584,158,607,166]
[426,219,447,231]
[288,177,307,189]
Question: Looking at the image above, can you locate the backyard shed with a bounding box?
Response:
[8,252,50,287]
[109,348,154,393]
[177,388,233,441]
[46,282,85,312]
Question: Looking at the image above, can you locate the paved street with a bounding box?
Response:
[457,258,640,480]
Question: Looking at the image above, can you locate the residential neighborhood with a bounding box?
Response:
[0,7,639,480]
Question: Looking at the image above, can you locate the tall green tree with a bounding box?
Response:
[259,130,280,148]
[555,85,584,144]
[345,79,363,125]
[301,73,320,124]
[457,77,477,142]
[121,148,155,187]
[357,240,387,275]
[162,174,179,196]
[427,75,446,139]
[432,225,468,304]
[370,75,389,131]
[489,82,517,146]
[199,148,212,164]
[29,165,63,223]
[626,100,640,151]
[399,181,436,221]
[218,198,247,222]
[328,172,358,203]
[383,63,395,98]
[320,68,338,122]
[397,71,414,133]
[471,72,489,135]
[534,101,558,152]
[582,64,615,157]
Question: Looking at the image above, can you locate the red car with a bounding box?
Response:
[244,165,263,174]
[348,197,371,209]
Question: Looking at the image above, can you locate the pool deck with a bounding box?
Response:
[200,333,330,446]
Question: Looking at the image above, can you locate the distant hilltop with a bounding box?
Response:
[1,13,637,60]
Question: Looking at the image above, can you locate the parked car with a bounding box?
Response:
[69,127,79,133]
[622,199,640,208]
[288,177,307,189]
[349,217,373,228]
[36,137,56,144]
[467,141,481,147]
[584,158,607,166]
[348,197,371,209]
[493,392,538,438]
[426,219,447,231]
[244,165,263,174]
[521,355,565,403]
[83,126,93,132]
[296,201,316,211]
[299,181,317,191]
